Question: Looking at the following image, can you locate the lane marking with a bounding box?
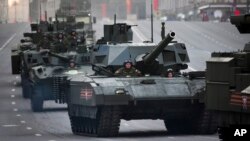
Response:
[13,108,18,112]
[11,101,16,105]
[48,140,56,141]
[15,76,19,79]
[13,82,17,85]
[0,33,17,52]
[16,114,21,117]
[35,134,42,137]
[11,95,15,98]
[26,127,32,130]
[2,124,19,127]
[11,89,15,92]
[20,121,26,124]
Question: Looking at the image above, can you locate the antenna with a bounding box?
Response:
[161,22,165,40]
[114,14,116,25]
[45,11,47,22]
[151,0,154,43]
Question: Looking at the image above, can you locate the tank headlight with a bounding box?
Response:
[115,89,126,95]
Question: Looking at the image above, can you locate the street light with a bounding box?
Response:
[12,0,19,23]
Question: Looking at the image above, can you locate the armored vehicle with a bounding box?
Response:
[19,29,93,106]
[29,50,93,112]
[205,14,250,141]
[66,22,217,136]
[11,21,55,75]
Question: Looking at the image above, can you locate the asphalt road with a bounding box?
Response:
[1,20,247,141]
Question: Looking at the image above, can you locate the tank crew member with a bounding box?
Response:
[69,59,77,69]
[38,35,50,49]
[53,33,68,52]
[115,60,141,77]
[166,68,174,78]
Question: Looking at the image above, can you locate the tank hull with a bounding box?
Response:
[67,76,217,136]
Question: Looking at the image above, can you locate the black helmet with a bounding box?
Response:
[123,60,133,66]
[58,33,64,39]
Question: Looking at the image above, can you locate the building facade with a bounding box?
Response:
[157,0,249,21]
[91,0,146,19]
[0,0,8,23]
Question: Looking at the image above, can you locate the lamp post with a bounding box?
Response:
[13,0,18,23]
[151,0,153,43]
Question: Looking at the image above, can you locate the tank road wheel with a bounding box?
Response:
[21,75,31,99]
[31,85,44,112]
[91,119,97,134]
[69,116,80,135]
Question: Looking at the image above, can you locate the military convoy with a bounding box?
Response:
[11,2,96,111]
[9,0,250,137]
[205,14,250,141]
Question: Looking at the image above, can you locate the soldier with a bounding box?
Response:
[37,35,50,49]
[53,33,68,53]
[166,68,174,78]
[69,59,76,69]
[115,60,141,77]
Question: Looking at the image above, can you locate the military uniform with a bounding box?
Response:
[115,67,141,76]
[38,38,50,49]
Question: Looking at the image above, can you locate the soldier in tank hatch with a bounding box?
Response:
[115,60,141,77]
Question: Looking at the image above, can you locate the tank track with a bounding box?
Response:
[164,111,217,134]
[196,111,218,134]
[69,106,121,137]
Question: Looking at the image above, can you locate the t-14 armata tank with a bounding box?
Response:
[66,22,218,137]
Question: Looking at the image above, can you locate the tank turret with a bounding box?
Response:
[98,23,133,43]
[92,22,190,75]
[135,32,176,74]
[48,52,71,62]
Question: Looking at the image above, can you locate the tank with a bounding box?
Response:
[28,50,93,112]
[19,30,93,109]
[66,22,217,137]
[16,32,57,99]
[14,17,94,99]
[205,14,250,141]
[11,21,55,75]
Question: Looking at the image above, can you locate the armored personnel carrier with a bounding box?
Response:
[205,14,250,141]
[66,22,217,136]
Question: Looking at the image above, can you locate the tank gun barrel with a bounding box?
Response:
[143,31,175,64]
[48,52,70,62]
